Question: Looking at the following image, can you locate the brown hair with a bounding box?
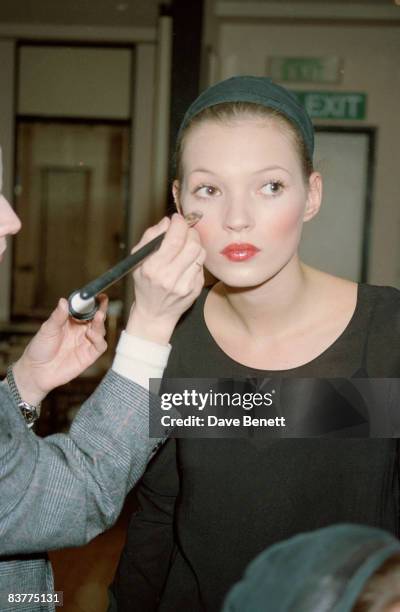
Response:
[352,554,400,612]
[173,101,314,185]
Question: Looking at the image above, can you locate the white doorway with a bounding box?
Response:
[299,129,374,282]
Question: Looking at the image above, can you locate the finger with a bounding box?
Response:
[87,295,107,332]
[140,228,203,289]
[161,235,204,285]
[41,298,69,334]
[85,326,108,355]
[173,247,206,293]
[152,213,191,265]
[91,306,107,337]
[172,266,205,304]
[96,293,109,316]
[131,217,170,255]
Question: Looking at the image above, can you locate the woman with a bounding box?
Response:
[110,76,400,611]
[0,146,205,610]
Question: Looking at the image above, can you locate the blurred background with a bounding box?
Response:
[0,0,399,610]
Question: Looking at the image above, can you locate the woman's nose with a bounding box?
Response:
[222,195,254,233]
[0,195,22,235]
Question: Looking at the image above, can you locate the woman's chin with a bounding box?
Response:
[209,267,274,289]
[207,251,299,289]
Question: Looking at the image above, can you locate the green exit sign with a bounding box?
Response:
[291,91,367,120]
[269,56,341,84]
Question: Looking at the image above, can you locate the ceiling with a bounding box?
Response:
[0,0,167,27]
[0,0,396,28]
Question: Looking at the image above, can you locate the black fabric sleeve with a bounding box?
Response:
[110,438,179,611]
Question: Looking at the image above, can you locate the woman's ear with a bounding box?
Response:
[172,180,182,214]
[303,172,322,222]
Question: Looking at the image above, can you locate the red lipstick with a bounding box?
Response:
[220,243,260,262]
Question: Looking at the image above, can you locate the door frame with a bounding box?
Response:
[314,125,376,283]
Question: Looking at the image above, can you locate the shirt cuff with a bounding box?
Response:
[112,331,171,391]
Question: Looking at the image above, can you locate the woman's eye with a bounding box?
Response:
[194,185,220,198]
[260,180,284,196]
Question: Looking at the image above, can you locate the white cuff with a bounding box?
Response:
[112,331,171,391]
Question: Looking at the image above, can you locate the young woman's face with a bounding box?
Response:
[0,148,21,262]
[174,118,321,288]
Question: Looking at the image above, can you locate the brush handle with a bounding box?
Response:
[68,211,202,320]
[80,232,165,299]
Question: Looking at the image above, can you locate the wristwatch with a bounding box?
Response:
[6,365,41,428]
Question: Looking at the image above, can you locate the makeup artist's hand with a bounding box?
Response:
[12,295,108,406]
[126,214,206,344]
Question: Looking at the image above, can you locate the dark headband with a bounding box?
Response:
[178,75,314,159]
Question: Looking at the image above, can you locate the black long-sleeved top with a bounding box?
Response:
[111,283,400,611]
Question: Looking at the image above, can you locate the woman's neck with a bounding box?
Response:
[217,257,315,340]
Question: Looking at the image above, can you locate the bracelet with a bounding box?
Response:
[6,365,41,428]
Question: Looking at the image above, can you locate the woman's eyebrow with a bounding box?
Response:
[253,165,291,175]
[189,168,218,176]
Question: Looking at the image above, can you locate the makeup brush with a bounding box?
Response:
[68,212,203,321]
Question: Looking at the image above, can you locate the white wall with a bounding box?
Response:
[214,21,400,287]
[300,131,369,280]
[19,46,132,118]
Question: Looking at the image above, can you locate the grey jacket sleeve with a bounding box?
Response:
[0,369,164,555]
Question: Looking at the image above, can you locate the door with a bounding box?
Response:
[299,129,373,282]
